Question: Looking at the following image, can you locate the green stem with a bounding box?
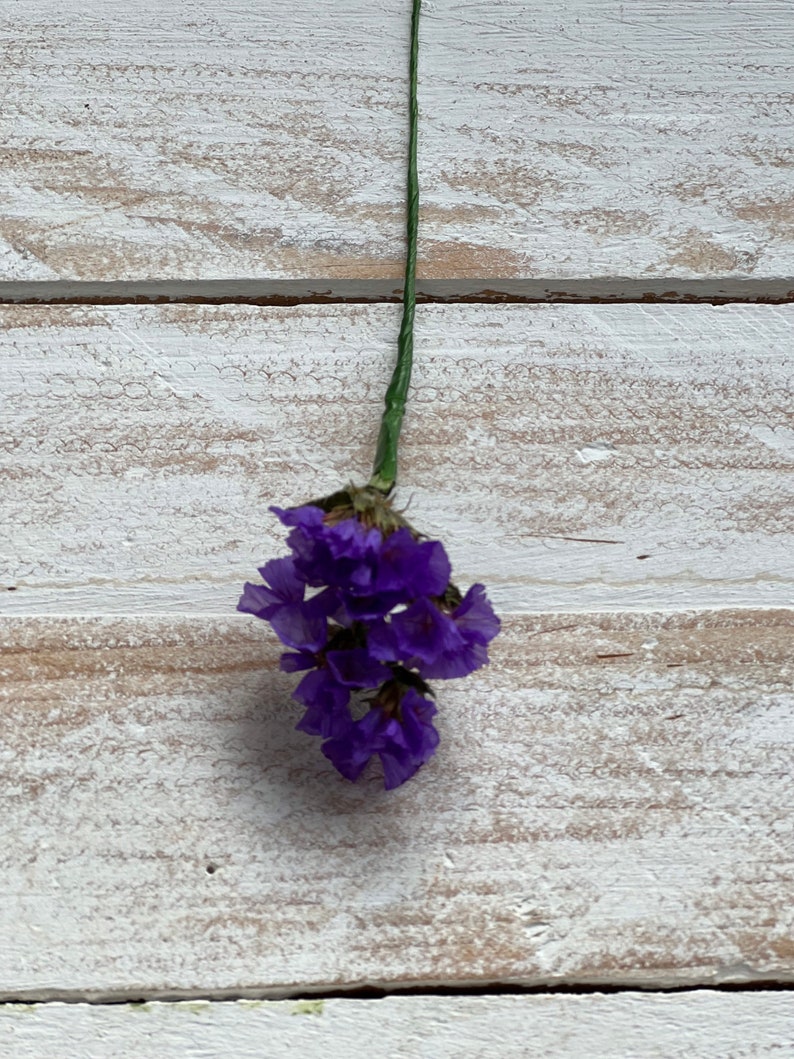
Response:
[369,0,421,495]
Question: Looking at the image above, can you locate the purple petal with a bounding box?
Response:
[321,706,387,780]
[318,695,439,789]
[270,504,325,529]
[287,518,379,592]
[269,603,327,652]
[237,582,279,618]
[415,638,489,680]
[257,556,306,603]
[377,692,439,789]
[326,649,391,688]
[293,670,351,738]
[380,750,422,790]
[390,597,466,664]
[348,563,376,592]
[342,590,404,622]
[321,733,373,783]
[296,701,352,739]
[284,525,320,572]
[279,650,316,673]
[293,669,349,710]
[401,687,437,722]
[305,586,342,619]
[326,518,381,561]
[420,539,452,597]
[366,620,400,662]
[453,584,501,645]
[372,530,450,600]
[353,704,389,744]
[373,528,420,592]
[400,689,440,759]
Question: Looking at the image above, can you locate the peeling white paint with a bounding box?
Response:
[576,442,617,464]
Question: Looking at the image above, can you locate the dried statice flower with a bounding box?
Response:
[238,0,500,788]
[239,487,499,788]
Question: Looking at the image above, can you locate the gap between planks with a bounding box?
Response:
[1,982,794,1008]
[1,278,794,306]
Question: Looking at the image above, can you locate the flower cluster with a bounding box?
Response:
[238,488,500,789]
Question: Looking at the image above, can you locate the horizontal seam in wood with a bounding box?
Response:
[1,981,794,1007]
[1,279,793,307]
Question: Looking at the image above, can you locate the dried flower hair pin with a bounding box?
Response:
[238,0,500,788]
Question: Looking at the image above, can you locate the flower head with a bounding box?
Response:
[238,485,499,788]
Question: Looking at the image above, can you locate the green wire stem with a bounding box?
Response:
[369,0,421,495]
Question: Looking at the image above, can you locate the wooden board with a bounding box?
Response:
[2,995,793,1058]
[4,0,793,1032]
[2,1,793,282]
[2,303,792,615]
[1,610,792,996]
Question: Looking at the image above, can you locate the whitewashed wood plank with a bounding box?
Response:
[2,1,792,281]
[419,0,794,282]
[1,304,792,615]
[2,995,793,1058]
[0,611,792,995]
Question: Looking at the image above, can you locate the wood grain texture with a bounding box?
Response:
[2,995,793,1058]
[2,303,792,615]
[2,1,793,282]
[1,610,792,996]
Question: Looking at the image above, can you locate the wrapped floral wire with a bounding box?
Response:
[238,0,500,789]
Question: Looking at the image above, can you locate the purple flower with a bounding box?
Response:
[418,583,501,679]
[292,668,351,738]
[238,491,500,789]
[326,648,391,688]
[271,507,450,621]
[453,583,502,644]
[272,506,382,596]
[280,647,389,738]
[369,584,500,680]
[322,688,439,789]
[370,527,450,600]
[237,556,332,652]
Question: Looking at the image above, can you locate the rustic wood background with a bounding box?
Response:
[1,1,792,1055]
